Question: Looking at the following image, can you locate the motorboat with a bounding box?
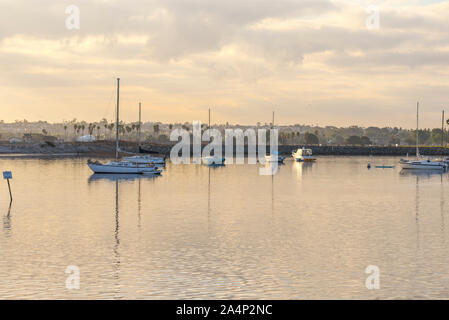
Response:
[292,148,316,162]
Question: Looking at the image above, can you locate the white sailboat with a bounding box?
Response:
[122,102,166,166]
[88,78,162,175]
[202,108,226,166]
[88,159,161,174]
[265,151,285,163]
[399,102,446,170]
[264,111,285,163]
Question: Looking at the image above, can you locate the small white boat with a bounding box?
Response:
[123,155,165,166]
[202,156,225,165]
[399,158,446,170]
[399,102,447,171]
[88,160,162,174]
[292,148,316,162]
[264,151,285,163]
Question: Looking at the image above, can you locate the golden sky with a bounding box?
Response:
[1,0,449,128]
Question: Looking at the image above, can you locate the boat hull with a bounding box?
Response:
[399,160,445,170]
[88,163,161,174]
[202,157,225,165]
[295,156,316,162]
[265,155,285,163]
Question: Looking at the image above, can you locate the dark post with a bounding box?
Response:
[7,178,12,202]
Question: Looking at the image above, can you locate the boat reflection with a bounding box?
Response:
[88,173,161,182]
[293,161,314,179]
[2,202,12,237]
[399,169,444,178]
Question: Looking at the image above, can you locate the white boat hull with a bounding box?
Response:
[400,160,446,170]
[295,156,317,162]
[265,155,285,163]
[88,162,161,174]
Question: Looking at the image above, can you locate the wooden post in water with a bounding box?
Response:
[7,179,12,202]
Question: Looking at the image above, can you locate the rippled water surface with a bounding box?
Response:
[1,156,449,299]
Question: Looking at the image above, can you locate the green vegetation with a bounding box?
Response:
[1,120,449,146]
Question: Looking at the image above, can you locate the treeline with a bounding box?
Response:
[0,120,448,146]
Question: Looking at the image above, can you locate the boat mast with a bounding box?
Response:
[208,108,211,128]
[116,78,120,160]
[416,101,419,158]
[442,110,445,148]
[138,102,141,149]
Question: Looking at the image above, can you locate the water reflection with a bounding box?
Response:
[113,180,121,299]
[2,202,12,237]
[399,169,444,178]
[4,157,449,299]
[293,161,314,179]
[138,179,142,230]
[415,175,420,249]
[88,173,161,182]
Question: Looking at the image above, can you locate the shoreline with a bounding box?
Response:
[1,141,449,157]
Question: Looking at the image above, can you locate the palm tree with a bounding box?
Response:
[108,123,114,140]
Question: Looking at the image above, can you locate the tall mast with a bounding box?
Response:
[416,101,419,158]
[138,102,142,149]
[116,78,120,160]
[272,111,275,128]
[208,108,211,128]
[442,110,445,148]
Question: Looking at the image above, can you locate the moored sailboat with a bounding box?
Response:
[399,102,446,170]
[87,78,161,175]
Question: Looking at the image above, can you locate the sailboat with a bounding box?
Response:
[122,102,166,166]
[264,111,285,163]
[88,79,162,174]
[399,102,446,170]
[202,108,225,166]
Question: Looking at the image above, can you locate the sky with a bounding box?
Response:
[0,0,449,128]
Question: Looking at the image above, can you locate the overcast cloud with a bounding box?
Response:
[1,0,448,127]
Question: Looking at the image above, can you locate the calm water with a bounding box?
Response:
[1,156,449,299]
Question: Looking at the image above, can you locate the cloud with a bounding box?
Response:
[0,0,449,127]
